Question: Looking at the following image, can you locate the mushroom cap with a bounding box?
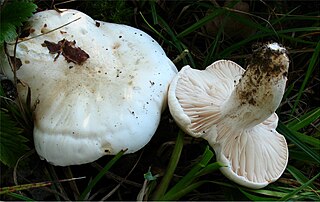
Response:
[168,60,288,189]
[168,61,243,139]
[1,9,177,166]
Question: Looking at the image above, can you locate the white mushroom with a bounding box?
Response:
[168,42,289,189]
[1,9,177,166]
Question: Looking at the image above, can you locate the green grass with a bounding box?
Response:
[0,0,319,201]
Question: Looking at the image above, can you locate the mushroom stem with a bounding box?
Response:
[221,42,289,129]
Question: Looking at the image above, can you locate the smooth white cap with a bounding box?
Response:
[1,9,177,166]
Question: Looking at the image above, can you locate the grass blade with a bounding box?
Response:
[177,7,225,38]
[286,165,316,189]
[239,188,277,201]
[177,1,240,38]
[0,106,29,167]
[157,15,183,51]
[0,177,85,195]
[289,150,316,163]
[78,150,126,200]
[277,121,320,164]
[243,188,287,198]
[195,161,225,177]
[139,12,167,43]
[291,40,320,114]
[149,0,158,25]
[6,192,35,201]
[151,131,184,200]
[202,23,224,67]
[162,146,214,199]
[291,131,320,148]
[287,107,320,131]
[218,27,319,57]
[279,172,320,201]
[162,181,206,201]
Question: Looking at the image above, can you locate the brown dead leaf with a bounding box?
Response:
[9,57,22,70]
[42,39,90,65]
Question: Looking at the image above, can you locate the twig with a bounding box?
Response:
[99,150,145,201]
[91,162,142,187]
[53,0,76,12]
[7,17,81,45]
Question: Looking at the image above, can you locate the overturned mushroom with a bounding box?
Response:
[1,9,177,166]
[168,42,289,189]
